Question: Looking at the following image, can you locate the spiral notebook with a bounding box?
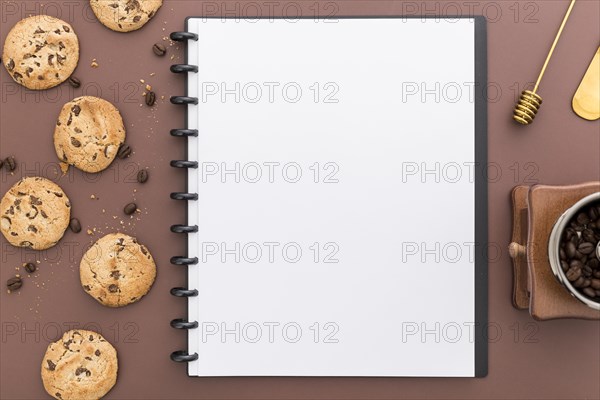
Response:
[168,16,488,377]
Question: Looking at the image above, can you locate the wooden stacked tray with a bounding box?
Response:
[509,182,600,320]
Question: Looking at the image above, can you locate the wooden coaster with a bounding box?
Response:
[510,182,600,320]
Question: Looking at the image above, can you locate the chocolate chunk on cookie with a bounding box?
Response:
[0,177,70,250]
[2,15,79,90]
[80,233,156,307]
[90,0,163,32]
[53,96,126,173]
[41,329,118,400]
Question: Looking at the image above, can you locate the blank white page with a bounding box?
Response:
[185,17,484,377]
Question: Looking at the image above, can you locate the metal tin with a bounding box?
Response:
[548,192,600,310]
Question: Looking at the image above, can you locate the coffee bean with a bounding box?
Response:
[145,91,156,106]
[594,270,600,279]
[582,229,595,243]
[24,262,36,273]
[583,265,593,277]
[152,43,167,56]
[578,242,595,255]
[117,144,131,159]
[137,169,148,183]
[124,202,137,215]
[559,248,567,260]
[569,259,583,270]
[68,76,81,88]
[565,241,577,258]
[576,212,590,225]
[7,277,22,291]
[591,279,600,290]
[560,260,569,272]
[573,276,585,288]
[5,156,16,172]
[582,278,591,288]
[69,218,81,233]
[566,266,582,282]
[564,227,576,241]
[582,287,596,298]
[573,222,585,232]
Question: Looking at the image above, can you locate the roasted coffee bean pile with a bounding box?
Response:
[559,201,600,301]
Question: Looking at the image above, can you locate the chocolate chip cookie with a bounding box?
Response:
[2,15,79,90]
[80,233,156,307]
[0,177,71,250]
[41,329,118,400]
[53,96,126,173]
[90,0,163,32]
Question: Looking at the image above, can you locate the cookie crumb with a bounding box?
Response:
[91,59,99,68]
[59,162,69,175]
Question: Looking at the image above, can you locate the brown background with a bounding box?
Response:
[1,0,599,399]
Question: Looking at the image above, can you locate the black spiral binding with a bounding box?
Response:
[169,31,200,364]
[171,64,199,73]
[171,192,199,201]
[170,160,198,169]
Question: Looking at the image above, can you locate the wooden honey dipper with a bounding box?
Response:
[513,0,577,125]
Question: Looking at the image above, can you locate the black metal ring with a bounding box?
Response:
[171,64,199,73]
[171,96,199,105]
[170,287,199,297]
[170,192,199,201]
[171,318,199,329]
[171,225,199,233]
[170,129,198,137]
[170,350,199,362]
[170,160,198,169]
[170,256,198,265]
[170,32,199,41]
